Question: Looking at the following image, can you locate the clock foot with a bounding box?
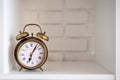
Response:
[19,67,23,71]
[40,67,43,71]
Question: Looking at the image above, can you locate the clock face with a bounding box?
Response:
[18,41,44,67]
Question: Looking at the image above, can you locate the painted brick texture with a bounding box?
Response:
[19,0,95,61]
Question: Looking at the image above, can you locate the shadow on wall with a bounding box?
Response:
[8,34,18,70]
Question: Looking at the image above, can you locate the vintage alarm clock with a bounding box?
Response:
[14,24,49,71]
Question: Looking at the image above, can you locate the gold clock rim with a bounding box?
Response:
[14,37,48,70]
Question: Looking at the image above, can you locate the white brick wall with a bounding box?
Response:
[42,25,64,37]
[39,12,63,24]
[48,52,63,61]
[65,25,95,37]
[65,11,88,24]
[20,11,39,24]
[19,0,95,61]
[62,39,87,51]
[20,0,64,10]
[64,52,94,61]
[65,0,95,9]
[47,38,87,51]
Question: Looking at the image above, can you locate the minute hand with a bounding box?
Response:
[30,44,37,56]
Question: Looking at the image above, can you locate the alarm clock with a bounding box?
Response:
[14,24,49,71]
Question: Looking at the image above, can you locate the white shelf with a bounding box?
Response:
[1,61,114,80]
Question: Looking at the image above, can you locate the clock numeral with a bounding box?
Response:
[27,61,29,63]
[23,57,26,60]
[31,44,33,47]
[40,52,43,54]
[21,54,24,56]
[31,62,34,64]
[26,45,28,48]
[38,48,41,50]
[38,56,41,59]
[36,60,39,63]
[22,49,25,51]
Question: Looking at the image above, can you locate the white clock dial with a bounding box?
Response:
[18,41,44,67]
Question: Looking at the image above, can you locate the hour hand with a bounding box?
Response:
[28,57,31,63]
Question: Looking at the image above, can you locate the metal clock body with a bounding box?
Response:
[15,37,48,70]
[14,24,49,71]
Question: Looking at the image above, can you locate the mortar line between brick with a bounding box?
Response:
[62,0,66,37]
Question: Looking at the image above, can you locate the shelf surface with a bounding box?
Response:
[1,61,114,80]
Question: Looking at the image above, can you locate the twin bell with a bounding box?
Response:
[16,24,49,41]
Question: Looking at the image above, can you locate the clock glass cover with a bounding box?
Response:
[18,41,44,67]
